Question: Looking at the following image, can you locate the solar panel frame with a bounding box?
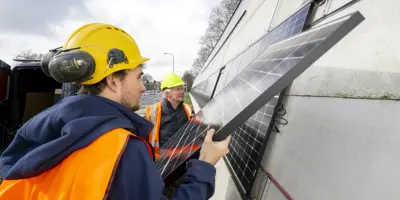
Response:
[156,10,364,199]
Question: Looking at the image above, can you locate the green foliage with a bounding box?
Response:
[184,93,192,105]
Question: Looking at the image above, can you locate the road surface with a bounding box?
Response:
[136,91,163,117]
[140,92,163,108]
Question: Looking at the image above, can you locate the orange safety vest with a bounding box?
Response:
[146,103,193,159]
[0,128,154,200]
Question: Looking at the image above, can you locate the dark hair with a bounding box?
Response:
[78,70,128,95]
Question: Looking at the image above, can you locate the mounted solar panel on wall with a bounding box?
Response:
[156,12,364,200]
[212,2,314,196]
[190,70,220,108]
[191,2,314,101]
[187,2,314,197]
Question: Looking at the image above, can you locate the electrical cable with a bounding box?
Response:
[272,103,288,132]
[259,166,294,200]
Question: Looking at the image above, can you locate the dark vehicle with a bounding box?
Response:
[0,59,79,152]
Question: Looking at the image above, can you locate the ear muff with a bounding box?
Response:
[40,47,127,84]
[40,49,59,77]
[47,50,96,83]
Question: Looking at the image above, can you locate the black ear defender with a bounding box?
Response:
[40,47,128,83]
[41,47,61,77]
[40,47,96,83]
[48,50,96,83]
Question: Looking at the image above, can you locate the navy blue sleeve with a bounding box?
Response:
[107,137,216,200]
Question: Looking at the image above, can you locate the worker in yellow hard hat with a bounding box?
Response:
[145,72,201,197]
[0,23,231,200]
[146,73,194,157]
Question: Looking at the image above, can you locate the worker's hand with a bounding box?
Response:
[199,129,232,166]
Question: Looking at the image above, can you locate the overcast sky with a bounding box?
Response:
[0,0,221,80]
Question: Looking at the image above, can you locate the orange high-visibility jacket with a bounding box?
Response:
[146,102,193,159]
[0,128,154,200]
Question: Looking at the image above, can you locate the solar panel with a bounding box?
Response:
[224,94,281,194]
[191,3,312,104]
[156,10,364,196]
[190,70,219,107]
[190,2,313,195]
[216,2,313,95]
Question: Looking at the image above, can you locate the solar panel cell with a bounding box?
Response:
[226,101,277,191]
[238,42,262,73]
[225,54,243,85]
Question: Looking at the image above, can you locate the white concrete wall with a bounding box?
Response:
[206,0,400,199]
[260,96,400,200]
[290,0,400,98]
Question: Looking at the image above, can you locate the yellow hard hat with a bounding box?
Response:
[41,22,149,84]
[160,73,185,90]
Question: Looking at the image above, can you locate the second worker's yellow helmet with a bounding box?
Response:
[41,22,149,85]
[160,73,185,91]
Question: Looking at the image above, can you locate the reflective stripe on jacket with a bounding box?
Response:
[146,102,192,159]
[0,128,154,200]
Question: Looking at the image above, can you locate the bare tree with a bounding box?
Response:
[192,46,212,76]
[208,7,227,37]
[182,70,195,91]
[191,0,241,77]
[17,49,43,60]
[142,73,159,90]
[221,0,241,22]
[191,58,204,76]
[142,73,154,83]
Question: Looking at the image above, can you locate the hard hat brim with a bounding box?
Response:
[161,82,185,91]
